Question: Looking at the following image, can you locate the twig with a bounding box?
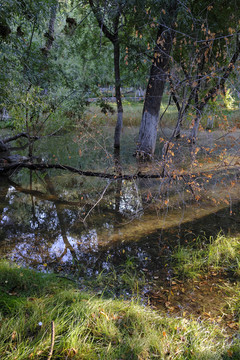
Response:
[81,182,111,223]
[47,321,55,360]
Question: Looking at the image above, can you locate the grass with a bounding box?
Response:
[0,260,240,359]
[82,95,240,131]
[172,233,240,279]
[81,256,145,299]
[83,96,179,128]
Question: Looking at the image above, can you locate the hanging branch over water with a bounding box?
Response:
[1,160,239,181]
[1,161,161,179]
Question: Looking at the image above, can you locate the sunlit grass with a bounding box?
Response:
[1,260,240,359]
[172,233,240,279]
[83,97,178,128]
[82,96,240,131]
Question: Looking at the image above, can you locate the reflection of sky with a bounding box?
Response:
[7,228,100,267]
[1,208,11,225]
[6,186,16,202]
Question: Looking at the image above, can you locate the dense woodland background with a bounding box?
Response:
[0,0,239,162]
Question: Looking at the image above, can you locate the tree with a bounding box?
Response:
[137,0,240,157]
[137,0,178,158]
[168,1,240,142]
[89,0,125,149]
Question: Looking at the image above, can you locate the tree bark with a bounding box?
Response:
[137,26,174,157]
[113,40,123,148]
[42,2,58,56]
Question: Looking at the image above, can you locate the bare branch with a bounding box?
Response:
[81,182,111,223]
[1,161,239,181]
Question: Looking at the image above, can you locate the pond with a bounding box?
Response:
[0,128,240,322]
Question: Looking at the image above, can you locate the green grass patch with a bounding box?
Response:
[0,260,240,359]
[172,233,240,279]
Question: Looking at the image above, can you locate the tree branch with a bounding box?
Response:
[3,127,63,144]
[1,161,238,181]
[89,0,115,43]
[3,132,40,144]
[199,32,240,112]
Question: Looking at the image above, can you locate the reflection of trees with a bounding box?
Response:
[114,149,122,214]
[1,163,240,274]
[113,150,143,218]
[8,178,84,206]
[0,177,9,223]
[1,174,81,266]
[43,173,78,263]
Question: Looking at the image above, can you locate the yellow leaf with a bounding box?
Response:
[100,311,109,320]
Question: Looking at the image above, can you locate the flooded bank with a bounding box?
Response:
[0,130,239,330]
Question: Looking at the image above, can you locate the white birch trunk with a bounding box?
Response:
[114,111,123,148]
[137,111,159,157]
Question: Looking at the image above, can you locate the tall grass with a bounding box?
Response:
[1,260,239,359]
[82,96,240,131]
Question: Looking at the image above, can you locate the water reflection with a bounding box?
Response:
[0,165,239,279]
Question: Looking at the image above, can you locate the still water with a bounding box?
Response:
[0,131,240,313]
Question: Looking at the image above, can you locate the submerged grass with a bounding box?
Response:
[0,260,240,359]
[172,233,240,279]
[81,256,146,300]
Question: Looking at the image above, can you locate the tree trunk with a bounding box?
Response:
[113,40,123,148]
[137,27,174,157]
[0,139,8,153]
[0,107,9,121]
[42,3,58,56]
[190,112,201,143]
[88,0,123,149]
